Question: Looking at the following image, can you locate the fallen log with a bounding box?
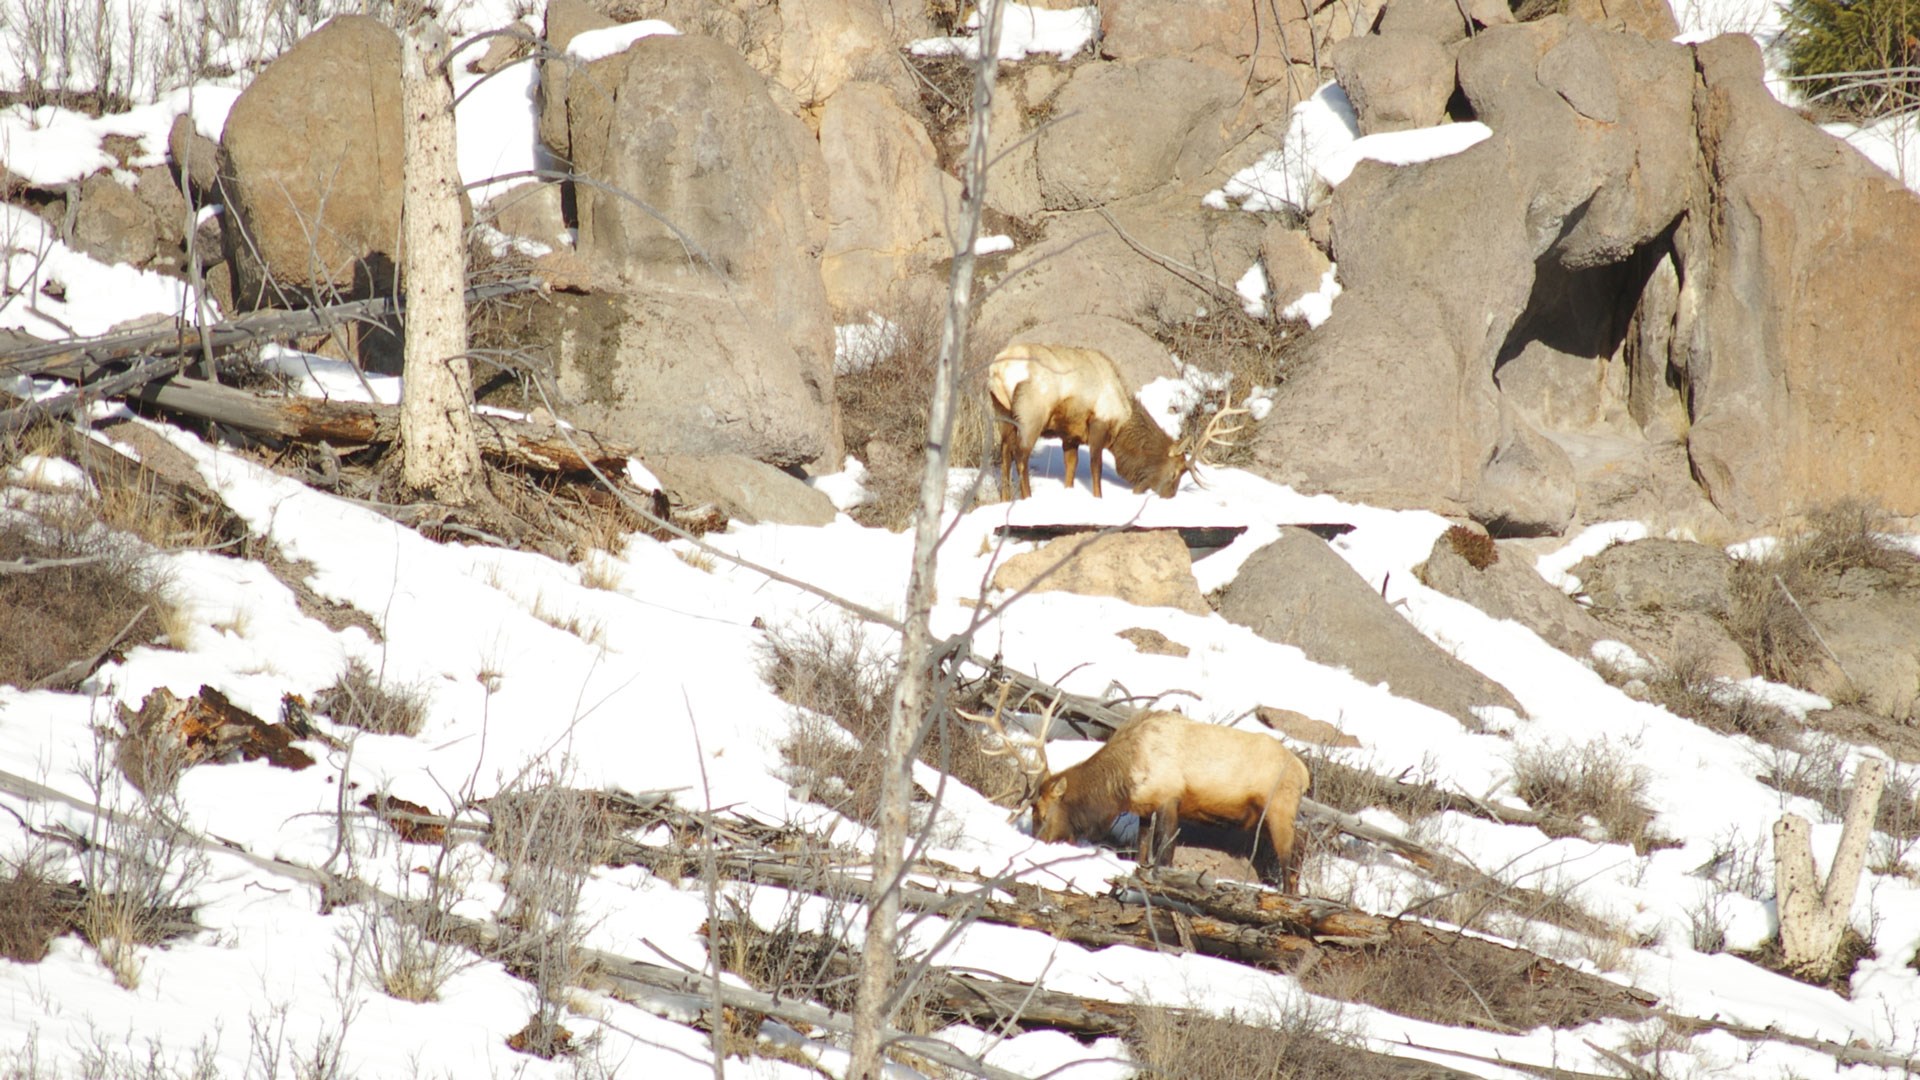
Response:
[131,376,637,475]
[0,278,543,380]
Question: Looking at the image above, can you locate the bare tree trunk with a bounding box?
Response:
[845,6,1003,1078]
[398,15,482,504]
[1775,757,1885,972]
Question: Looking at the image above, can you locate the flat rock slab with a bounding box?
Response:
[993,531,1210,615]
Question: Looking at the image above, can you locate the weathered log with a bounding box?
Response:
[0,354,193,434]
[131,376,637,475]
[0,278,543,380]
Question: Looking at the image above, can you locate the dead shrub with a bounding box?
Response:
[76,721,208,989]
[1762,741,1920,850]
[313,658,429,737]
[0,847,70,963]
[1622,647,1798,745]
[1738,926,1877,995]
[1296,933,1629,1032]
[1302,751,1446,824]
[836,295,995,529]
[0,506,166,691]
[1727,498,1917,688]
[1443,524,1498,570]
[1510,739,1666,853]
[761,619,1023,826]
[1127,1002,1368,1080]
[1150,301,1303,467]
[486,772,613,1059]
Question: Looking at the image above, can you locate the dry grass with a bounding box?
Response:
[0,848,69,964]
[835,296,995,529]
[1127,1002,1371,1080]
[760,619,1022,828]
[1296,932,1635,1032]
[1603,647,1799,745]
[1510,738,1668,853]
[313,658,429,737]
[1727,498,1918,689]
[1302,751,1448,824]
[76,722,207,989]
[0,502,167,691]
[1150,302,1302,467]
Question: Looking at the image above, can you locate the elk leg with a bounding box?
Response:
[1086,420,1110,498]
[1262,799,1301,893]
[997,417,1018,499]
[1138,799,1179,875]
[1060,437,1081,492]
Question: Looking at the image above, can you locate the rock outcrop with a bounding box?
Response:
[1220,528,1524,726]
[216,15,404,308]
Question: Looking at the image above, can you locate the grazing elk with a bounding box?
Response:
[967,705,1311,891]
[988,343,1246,500]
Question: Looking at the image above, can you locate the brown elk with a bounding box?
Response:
[967,705,1312,891]
[988,343,1247,500]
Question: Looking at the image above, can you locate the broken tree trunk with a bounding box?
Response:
[1774,757,1886,972]
[398,13,482,503]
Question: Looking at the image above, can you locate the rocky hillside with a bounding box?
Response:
[4,0,1920,1077]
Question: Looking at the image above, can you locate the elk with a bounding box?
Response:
[965,703,1312,891]
[988,343,1247,500]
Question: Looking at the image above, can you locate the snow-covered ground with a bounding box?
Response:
[4,2,1920,1076]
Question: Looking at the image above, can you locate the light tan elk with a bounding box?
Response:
[966,704,1311,891]
[988,343,1247,500]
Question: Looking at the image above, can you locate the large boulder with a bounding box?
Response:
[645,454,838,526]
[533,286,834,468]
[1219,528,1524,725]
[71,173,158,268]
[1098,0,1290,77]
[550,32,837,448]
[1572,538,1737,619]
[588,0,914,110]
[1249,16,1700,531]
[978,190,1266,353]
[1683,34,1920,523]
[991,531,1211,616]
[978,64,1072,220]
[1570,537,1750,680]
[1416,528,1611,659]
[1035,58,1243,211]
[818,81,960,315]
[217,15,404,307]
[1329,32,1455,134]
[1005,314,1176,392]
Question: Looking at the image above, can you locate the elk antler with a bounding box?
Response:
[1189,404,1251,467]
[955,681,1055,810]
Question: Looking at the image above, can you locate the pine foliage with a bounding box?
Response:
[1780,0,1920,117]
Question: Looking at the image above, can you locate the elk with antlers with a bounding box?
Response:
[966,701,1312,891]
[988,343,1247,500]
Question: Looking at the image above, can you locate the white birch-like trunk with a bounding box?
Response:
[1775,757,1885,971]
[398,15,481,503]
[844,4,1003,1077]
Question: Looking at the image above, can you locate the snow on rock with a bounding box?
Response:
[1205,82,1358,214]
[1281,265,1343,328]
[565,19,680,61]
[0,204,213,338]
[0,85,242,188]
[909,3,1098,62]
[1314,120,1493,187]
